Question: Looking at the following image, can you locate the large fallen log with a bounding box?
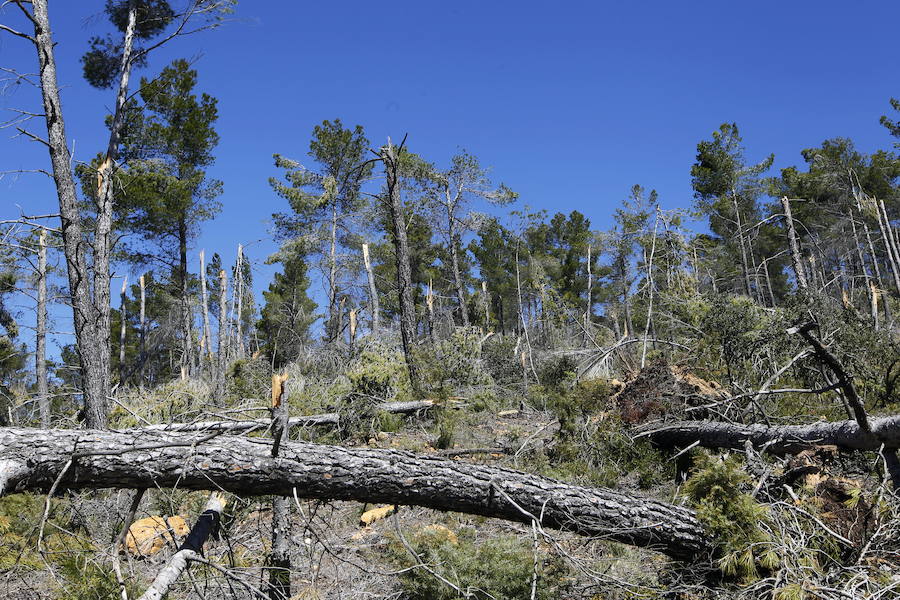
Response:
[137,400,436,433]
[636,414,900,454]
[0,427,711,560]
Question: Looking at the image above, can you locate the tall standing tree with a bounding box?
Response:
[424,151,516,326]
[270,120,372,342]
[3,0,232,427]
[113,59,223,373]
[691,123,773,301]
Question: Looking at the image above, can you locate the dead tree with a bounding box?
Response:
[380,138,422,394]
[36,229,49,427]
[0,427,711,560]
[267,373,291,600]
[781,197,808,291]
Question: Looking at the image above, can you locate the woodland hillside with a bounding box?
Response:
[1,1,900,599]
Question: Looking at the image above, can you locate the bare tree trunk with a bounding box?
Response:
[641,211,659,368]
[217,269,228,401]
[780,196,807,291]
[267,373,291,600]
[481,281,490,328]
[0,428,711,560]
[585,244,592,335]
[426,279,435,341]
[449,222,469,326]
[875,198,900,292]
[139,274,146,383]
[361,243,380,333]
[879,199,900,291]
[29,0,137,428]
[119,276,127,384]
[36,229,49,428]
[327,206,339,342]
[199,250,212,366]
[381,140,421,394]
[732,191,754,299]
[234,244,244,358]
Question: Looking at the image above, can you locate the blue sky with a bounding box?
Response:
[1,0,899,348]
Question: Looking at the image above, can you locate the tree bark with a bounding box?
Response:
[234,244,244,358]
[449,223,469,327]
[361,243,380,333]
[0,427,711,560]
[780,197,807,291]
[30,0,138,428]
[381,140,422,394]
[36,229,49,428]
[139,274,146,383]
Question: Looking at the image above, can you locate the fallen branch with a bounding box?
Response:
[135,400,436,433]
[0,427,710,560]
[138,492,226,600]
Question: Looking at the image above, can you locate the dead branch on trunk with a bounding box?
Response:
[0,427,711,560]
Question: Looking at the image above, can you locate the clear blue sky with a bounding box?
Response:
[1,1,899,346]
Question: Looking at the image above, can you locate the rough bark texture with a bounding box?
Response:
[137,400,435,433]
[381,141,422,394]
[32,0,112,428]
[199,250,212,363]
[638,414,900,454]
[0,427,711,560]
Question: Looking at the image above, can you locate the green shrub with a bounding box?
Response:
[388,526,571,600]
[683,452,773,579]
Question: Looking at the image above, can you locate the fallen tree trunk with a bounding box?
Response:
[137,400,436,433]
[0,427,711,560]
[637,414,900,454]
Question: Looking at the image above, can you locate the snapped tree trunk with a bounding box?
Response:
[361,243,380,333]
[36,229,49,428]
[217,269,228,401]
[0,427,711,561]
[119,277,128,384]
[732,191,754,299]
[381,140,422,394]
[267,374,291,600]
[30,0,138,428]
[781,196,807,291]
[199,250,213,365]
[449,225,469,326]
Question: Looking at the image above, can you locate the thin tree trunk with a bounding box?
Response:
[217,269,228,401]
[780,196,807,291]
[234,244,244,358]
[199,250,212,365]
[30,0,137,428]
[267,373,291,600]
[139,274,146,383]
[449,221,469,326]
[481,281,490,328]
[381,140,421,394]
[875,198,900,291]
[732,191,754,299]
[36,229,49,428]
[641,211,659,368]
[361,243,380,333]
[119,276,127,384]
[879,199,900,291]
[328,206,338,341]
[585,244,592,335]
